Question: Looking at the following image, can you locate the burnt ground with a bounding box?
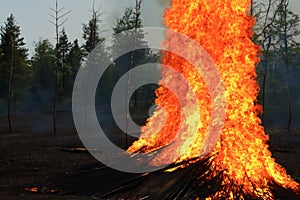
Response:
[0,112,299,200]
[0,113,97,200]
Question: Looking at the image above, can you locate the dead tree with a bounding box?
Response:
[253,0,285,125]
[49,0,71,135]
[82,0,106,53]
[280,0,292,133]
[254,0,299,132]
[125,0,143,148]
[7,37,13,132]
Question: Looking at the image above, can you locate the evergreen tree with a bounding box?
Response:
[58,28,71,89]
[112,7,146,75]
[0,14,29,131]
[30,39,55,111]
[82,2,105,54]
[111,6,158,108]
[112,7,142,34]
[62,39,83,102]
[0,14,29,98]
[67,39,83,80]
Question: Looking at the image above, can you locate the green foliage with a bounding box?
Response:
[60,38,83,105]
[30,39,55,110]
[82,7,105,53]
[101,7,160,109]
[29,34,83,112]
[58,28,71,66]
[66,39,83,82]
[254,1,300,129]
[0,14,29,110]
[112,7,142,34]
[272,4,300,50]
[57,29,72,101]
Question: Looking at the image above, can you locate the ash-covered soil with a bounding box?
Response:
[0,113,100,199]
[0,113,299,200]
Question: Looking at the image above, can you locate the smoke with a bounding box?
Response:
[155,0,170,7]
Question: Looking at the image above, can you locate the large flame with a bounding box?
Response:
[128,0,299,198]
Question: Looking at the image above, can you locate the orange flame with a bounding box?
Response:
[25,187,39,193]
[128,0,299,198]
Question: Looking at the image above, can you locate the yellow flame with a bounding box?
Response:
[128,0,300,198]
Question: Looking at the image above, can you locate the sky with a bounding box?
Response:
[0,0,165,55]
[0,0,300,56]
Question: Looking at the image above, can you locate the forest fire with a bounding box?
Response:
[128,0,300,199]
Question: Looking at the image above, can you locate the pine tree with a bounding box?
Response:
[112,7,142,34]
[112,7,145,74]
[58,28,71,89]
[0,14,29,132]
[111,3,161,147]
[112,6,157,106]
[67,39,83,80]
[30,39,56,110]
[61,39,83,102]
[82,1,105,54]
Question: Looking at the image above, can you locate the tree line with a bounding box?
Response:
[1,0,300,133]
[0,1,157,133]
[253,0,300,132]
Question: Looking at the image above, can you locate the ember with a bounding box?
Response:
[128,0,300,199]
[25,187,39,193]
[25,186,61,194]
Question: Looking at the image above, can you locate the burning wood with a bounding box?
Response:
[127,0,300,199]
[27,156,299,199]
[25,0,300,199]
[25,187,39,193]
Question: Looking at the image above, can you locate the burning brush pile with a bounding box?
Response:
[126,0,300,199]
[26,0,300,199]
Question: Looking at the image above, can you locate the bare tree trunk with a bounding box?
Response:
[283,39,292,133]
[284,51,292,133]
[91,0,96,51]
[62,49,65,89]
[254,0,285,125]
[7,38,13,133]
[261,36,271,125]
[282,2,292,133]
[285,75,292,132]
[50,0,70,135]
[125,0,142,148]
[53,0,59,135]
[261,60,267,125]
[53,49,58,135]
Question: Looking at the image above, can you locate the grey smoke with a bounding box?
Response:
[156,0,170,7]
